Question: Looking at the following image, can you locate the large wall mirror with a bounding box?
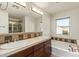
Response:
[0,2,43,33]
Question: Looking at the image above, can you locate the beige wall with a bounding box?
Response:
[42,13,51,36]
[0,10,8,33]
[51,8,79,39]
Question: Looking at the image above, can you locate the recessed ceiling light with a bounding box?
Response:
[9,21,16,24]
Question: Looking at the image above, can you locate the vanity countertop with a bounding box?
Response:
[0,36,51,57]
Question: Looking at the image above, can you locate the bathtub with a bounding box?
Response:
[51,40,79,57]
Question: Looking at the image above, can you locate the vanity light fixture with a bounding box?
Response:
[31,7,43,15]
[15,2,26,8]
[9,21,16,24]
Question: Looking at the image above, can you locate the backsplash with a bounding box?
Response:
[0,32,42,44]
[51,37,77,44]
[0,35,5,44]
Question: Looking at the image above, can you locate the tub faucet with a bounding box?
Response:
[69,45,74,52]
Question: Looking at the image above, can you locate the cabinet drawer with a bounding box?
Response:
[9,47,33,57]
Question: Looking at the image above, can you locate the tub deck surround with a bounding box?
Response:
[0,36,51,57]
[51,40,79,57]
[51,36,77,44]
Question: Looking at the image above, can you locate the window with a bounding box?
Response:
[56,17,70,35]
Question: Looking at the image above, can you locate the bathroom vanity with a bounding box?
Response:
[9,39,51,57]
[0,32,51,57]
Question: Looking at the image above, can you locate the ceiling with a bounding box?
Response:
[0,2,42,19]
[33,2,79,15]
[0,2,79,19]
[7,2,26,19]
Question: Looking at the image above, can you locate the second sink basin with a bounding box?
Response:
[0,40,29,50]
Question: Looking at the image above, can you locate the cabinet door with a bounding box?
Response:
[9,47,33,57]
[44,40,51,57]
[34,43,44,57]
[26,53,34,57]
[34,47,44,57]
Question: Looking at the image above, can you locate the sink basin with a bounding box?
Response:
[0,41,29,50]
[0,43,20,49]
[0,38,41,50]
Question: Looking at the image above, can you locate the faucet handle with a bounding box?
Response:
[69,45,72,47]
[77,46,79,52]
[69,45,74,52]
[68,48,71,51]
[74,49,78,52]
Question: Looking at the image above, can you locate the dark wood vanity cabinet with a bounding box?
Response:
[44,40,51,57]
[9,47,34,57]
[34,39,51,57]
[9,39,51,57]
[34,47,44,57]
[34,42,44,57]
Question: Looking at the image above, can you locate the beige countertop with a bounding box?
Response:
[0,36,51,57]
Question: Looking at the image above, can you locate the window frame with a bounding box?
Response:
[56,17,70,35]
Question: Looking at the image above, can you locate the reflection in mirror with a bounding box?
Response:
[9,18,23,33]
[0,2,43,34]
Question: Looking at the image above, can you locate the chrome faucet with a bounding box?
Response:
[69,45,74,52]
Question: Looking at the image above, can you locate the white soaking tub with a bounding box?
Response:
[51,40,79,57]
